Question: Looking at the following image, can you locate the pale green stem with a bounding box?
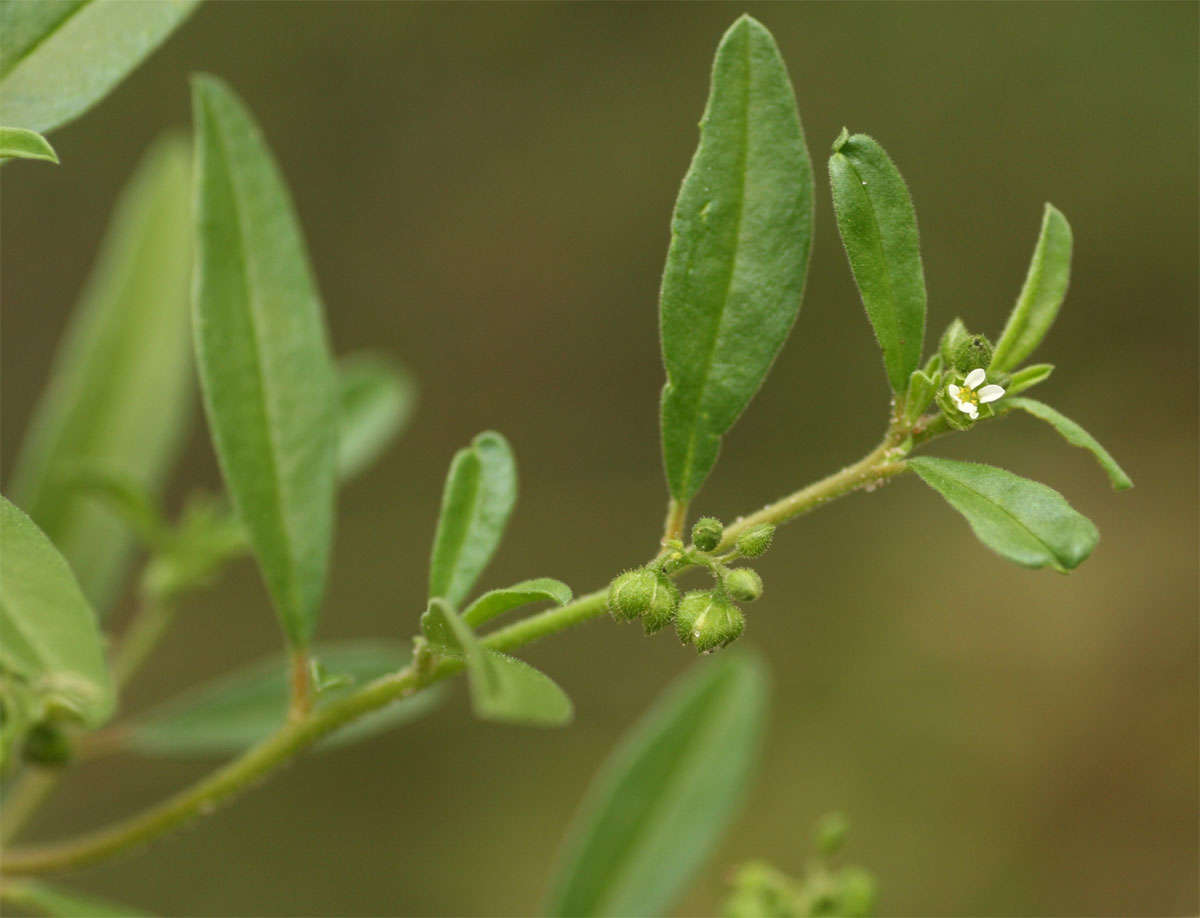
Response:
[0,431,915,878]
[110,596,176,689]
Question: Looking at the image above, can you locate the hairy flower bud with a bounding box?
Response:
[735,523,775,558]
[607,568,657,622]
[693,596,745,652]
[951,333,994,375]
[691,516,724,551]
[674,589,712,645]
[723,567,763,602]
[642,571,682,635]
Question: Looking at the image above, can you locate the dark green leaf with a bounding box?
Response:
[337,353,416,481]
[990,204,1072,373]
[659,15,814,504]
[0,0,199,134]
[0,496,113,728]
[0,879,148,918]
[423,599,572,727]
[461,577,573,629]
[908,456,1098,572]
[544,651,768,917]
[129,642,441,755]
[0,126,57,162]
[192,76,338,648]
[8,136,194,614]
[829,131,927,394]
[428,431,516,607]
[1005,363,1054,396]
[1006,397,1132,490]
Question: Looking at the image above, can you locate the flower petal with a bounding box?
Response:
[959,402,978,418]
[977,384,1005,403]
[947,384,962,399]
[964,368,987,389]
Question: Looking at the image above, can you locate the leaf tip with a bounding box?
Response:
[832,126,850,153]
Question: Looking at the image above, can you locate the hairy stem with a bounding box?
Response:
[0,431,913,878]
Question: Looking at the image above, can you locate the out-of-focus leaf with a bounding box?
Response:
[461,577,572,629]
[659,15,814,506]
[428,432,516,607]
[829,130,927,394]
[0,0,199,134]
[990,204,1072,373]
[8,136,193,615]
[544,651,768,917]
[422,599,572,727]
[0,879,148,917]
[192,75,338,648]
[129,642,440,755]
[1006,397,1132,490]
[337,353,416,481]
[0,497,113,729]
[1004,363,1053,396]
[0,126,57,162]
[908,456,1098,572]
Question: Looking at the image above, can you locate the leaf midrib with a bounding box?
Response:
[0,0,90,81]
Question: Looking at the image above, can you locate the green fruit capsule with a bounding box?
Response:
[691,516,724,551]
[693,597,744,652]
[674,589,713,645]
[22,722,72,767]
[723,567,763,602]
[642,571,682,635]
[951,333,994,375]
[607,568,657,622]
[735,523,775,558]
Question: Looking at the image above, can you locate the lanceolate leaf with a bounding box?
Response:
[829,130,927,394]
[0,0,200,134]
[462,577,573,628]
[1006,397,1132,490]
[0,879,148,918]
[0,497,113,728]
[423,599,572,727]
[1005,363,1053,396]
[129,642,442,755]
[428,432,516,607]
[0,126,57,162]
[990,204,1072,373]
[659,15,814,505]
[544,651,768,917]
[337,353,416,481]
[908,456,1098,572]
[9,136,193,614]
[192,76,338,648]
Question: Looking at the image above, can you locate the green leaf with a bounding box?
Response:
[0,126,57,162]
[902,369,936,423]
[0,496,113,728]
[54,462,167,548]
[129,641,441,756]
[1006,397,1132,491]
[8,136,194,615]
[908,456,1099,572]
[192,76,338,648]
[659,15,814,505]
[337,353,416,481]
[544,651,768,917]
[1005,362,1054,396]
[0,879,148,917]
[423,599,572,727]
[428,431,516,607]
[990,204,1072,373]
[0,0,199,134]
[461,577,573,629]
[829,131,927,394]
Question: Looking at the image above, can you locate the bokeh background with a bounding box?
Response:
[3,2,1196,915]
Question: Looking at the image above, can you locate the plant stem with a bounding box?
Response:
[110,596,176,690]
[288,648,313,721]
[0,432,912,878]
[663,498,688,543]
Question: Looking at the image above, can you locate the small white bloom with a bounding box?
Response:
[947,367,1004,420]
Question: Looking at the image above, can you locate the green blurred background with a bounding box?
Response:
[3,2,1197,915]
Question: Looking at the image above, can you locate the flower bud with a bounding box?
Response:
[735,523,775,558]
[642,572,682,635]
[674,589,712,645]
[22,722,72,767]
[693,596,745,652]
[607,568,657,622]
[938,317,969,367]
[691,516,723,552]
[723,567,763,602]
[951,333,993,375]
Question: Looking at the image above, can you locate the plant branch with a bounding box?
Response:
[0,427,917,878]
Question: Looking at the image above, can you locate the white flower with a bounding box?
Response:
[946,368,1005,420]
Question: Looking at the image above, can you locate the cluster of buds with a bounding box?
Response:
[606,517,774,653]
